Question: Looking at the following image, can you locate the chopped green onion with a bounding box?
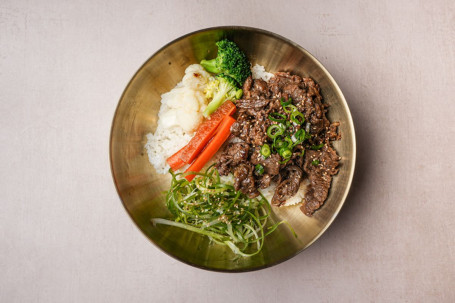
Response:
[279,148,292,159]
[311,143,324,150]
[273,138,285,150]
[261,144,271,158]
[268,112,286,123]
[301,149,305,157]
[267,124,285,139]
[255,164,264,175]
[312,160,320,166]
[283,104,297,113]
[305,132,312,140]
[284,137,293,148]
[273,137,292,150]
[274,142,285,150]
[290,110,305,125]
[294,129,306,144]
[280,97,292,106]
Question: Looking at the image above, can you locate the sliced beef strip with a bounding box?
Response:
[271,166,303,206]
[233,162,258,198]
[300,145,340,216]
[249,146,262,165]
[216,142,249,176]
[251,79,270,98]
[242,76,253,97]
[217,154,233,176]
[258,174,271,189]
[249,122,269,146]
[230,107,270,146]
[327,122,341,141]
[250,147,280,176]
[236,98,269,109]
[283,83,306,103]
[242,76,270,99]
[226,142,249,164]
[263,154,281,176]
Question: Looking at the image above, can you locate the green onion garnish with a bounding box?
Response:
[267,124,285,139]
[151,165,296,257]
[280,97,292,107]
[311,160,320,166]
[284,137,293,148]
[305,132,312,140]
[255,164,264,175]
[279,159,290,164]
[268,112,286,123]
[279,148,292,159]
[294,129,306,144]
[290,110,305,125]
[283,104,297,113]
[261,144,271,158]
[274,140,285,149]
[311,143,324,150]
[273,137,292,150]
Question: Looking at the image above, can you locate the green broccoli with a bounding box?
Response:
[200,39,251,86]
[203,74,243,117]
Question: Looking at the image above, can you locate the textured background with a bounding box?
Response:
[1,0,454,302]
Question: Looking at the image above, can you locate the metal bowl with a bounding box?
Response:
[110,26,356,272]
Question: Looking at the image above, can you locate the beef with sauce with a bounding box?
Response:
[300,145,341,216]
[216,73,340,216]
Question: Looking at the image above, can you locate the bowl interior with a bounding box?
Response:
[110,27,355,271]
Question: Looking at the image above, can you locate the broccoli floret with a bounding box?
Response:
[203,74,243,117]
[200,39,251,86]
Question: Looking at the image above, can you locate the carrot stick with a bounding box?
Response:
[176,101,236,164]
[184,116,236,181]
[166,146,186,171]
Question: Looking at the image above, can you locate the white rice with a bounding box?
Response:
[252,64,274,81]
[145,64,211,174]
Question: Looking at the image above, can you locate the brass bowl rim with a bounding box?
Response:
[109,25,356,272]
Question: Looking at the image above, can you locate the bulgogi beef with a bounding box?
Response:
[272,165,303,206]
[217,142,250,176]
[300,145,340,216]
[216,72,341,216]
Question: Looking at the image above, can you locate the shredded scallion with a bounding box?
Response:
[151,165,295,257]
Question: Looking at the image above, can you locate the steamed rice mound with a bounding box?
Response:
[145,64,211,174]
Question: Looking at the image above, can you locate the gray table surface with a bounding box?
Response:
[1,0,454,302]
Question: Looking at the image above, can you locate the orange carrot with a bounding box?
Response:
[184,116,236,181]
[166,146,186,171]
[175,101,236,164]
